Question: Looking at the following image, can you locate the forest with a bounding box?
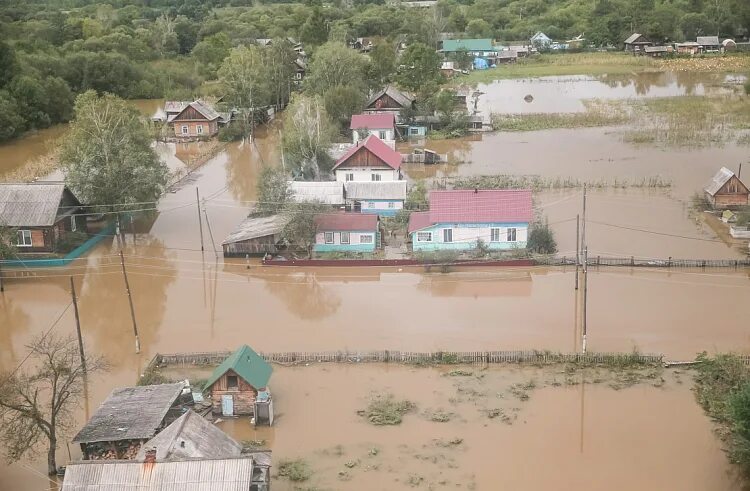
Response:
[0,0,749,143]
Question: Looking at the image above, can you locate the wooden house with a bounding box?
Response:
[350,113,396,146]
[313,213,379,252]
[644,46,670,57]
[676,42,700,55]
[168,101,221,139]
[365,86,415,116]
[408,189,533,252]
[697,36,721,52]
[704,167,749,208]
[344,181,407,216]
[293,58,306,84]
[222,214,289,257]
[624,33,653,52]
[332,135,402,182]
[0,183,87,253]
[204,345,273,417]
[72,383,186,460]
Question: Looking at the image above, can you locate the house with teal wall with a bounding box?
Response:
[408,189,532,252]
[344,181,407,217]
[441,39,497,58]
[314,213,379,252]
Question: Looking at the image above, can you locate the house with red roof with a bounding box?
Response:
[333,135,402,183]
[351,113,396,147]
[408,189,533,252]
[314,213,380,252]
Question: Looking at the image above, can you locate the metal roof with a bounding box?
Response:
[61,457,255,490]
[442,39,494,52]
[350,113,395,130]
[0,183,76,227]
[72,383,185,444]
[314,213,378,232]
[187,101,220,121]
[407,211,432,233]
[222,215,288,245]
[705,167,745,196]
[697,36,720,46]
[366,86,414,109]
[135,411,242,461]
[333,135,402,170]
[344,181,407,200]
[645,46,669,52]
[289,181,345,205]
[624,33,645,44]
[204,345,273,391]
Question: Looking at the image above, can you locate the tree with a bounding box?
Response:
[282,94,337,180]
[466,18,492,38]
[256,166,291,216]
[60,91,169,210]
[299,7,328,46]
[0,92,24,142]
[218,46,270,135]
[0,226,18,259]
[191,32,231,75]
[395,42,441,93]
[305,42,367,97]
[281,201,330,257]
[264,40,297,110]
[527,220,558,254]
[0,333,107,475]
[367,42,396,89]
[323,85,364,127]
[728,382,750,471]
[0,40,17,88]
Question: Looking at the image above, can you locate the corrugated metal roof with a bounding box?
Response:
[315,213,378,232]
[61,457,255,490]
[333,135,402,170]
[407,211,432,233]
[222,215,288,245]
[72,384,185,444]
[350,113,395,130]
[624,33,644,44]
[289,181,345,205]
[366,86,414,109]
[704,167,737,196]
[0,183,73,227]
[135,411,242,461]
[442,39,494,52]
[204,345,273,391]
[430,190,533,223]
[188,101,220,121]
[697,36,720,46]
[344,181,407,200]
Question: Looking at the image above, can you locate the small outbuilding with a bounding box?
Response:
[314,213,380,252]
[624,33,653,52]
[644,46,670,57]
[675,42,701,55]
[697,36,721,52]
[704,167,749,208]
[722,39,737,52]
[222,214,289,257]
[344,181,407,216]
[204,345,273,418]
[289,181,345,206]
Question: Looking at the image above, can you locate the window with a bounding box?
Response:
[507,228,517,242]
[197,125,203,134]
[490,228,500,242]
[324,232,334,244]
[360,234,373,244]
[379,130,387,140]
[71,216,77,232]
[409,127,419,136]
[181,125,188,134]
[416,231,432,242]
[227,375,239,390]
[346,173,354,181]
[371,174,381,181]
[17,230,32,247]
[443,228,453,243]
[388,202,395,209]
[367,202,375,208]
[340,232,350,244]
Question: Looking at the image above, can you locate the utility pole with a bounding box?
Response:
[0,260,4,292]
[119,250,141,354]
[582,245,588,354]
[196,187,204,251]
[575,214,580,290]
[69,277,86,373]
[581,185,587,261]
[202,199,219,260]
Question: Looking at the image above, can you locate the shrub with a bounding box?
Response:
[218,122,248,141]
[527,221,557,254]
[361,395,415,425]
[277,459,312,482]
[745,81,750,96]
[54,231,89,254]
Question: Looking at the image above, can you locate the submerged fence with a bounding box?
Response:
[539,255,750,269]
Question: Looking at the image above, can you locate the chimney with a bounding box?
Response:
[144,448,157,464]
[474,188,478,194]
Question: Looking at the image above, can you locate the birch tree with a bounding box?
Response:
[218,46,270,136]
[281,95,336,180]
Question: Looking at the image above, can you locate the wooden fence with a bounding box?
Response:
[539,255,750,269]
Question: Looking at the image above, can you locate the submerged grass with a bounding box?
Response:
[361,394,415,425]
[277,459,313,482]
[448,174,672,191]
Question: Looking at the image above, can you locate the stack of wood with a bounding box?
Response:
[87,442,141,460]
[121,442,141,460]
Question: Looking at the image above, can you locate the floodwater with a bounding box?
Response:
[474,72,744,114]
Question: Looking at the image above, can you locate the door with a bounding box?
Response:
[221,395,234,416]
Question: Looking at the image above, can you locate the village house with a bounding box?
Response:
[332,135,403,182]
[496,50,518,64]
[222,214,289,257]
[289,181,345,206]
[697,36,721,52]
[704,167,749,208]
[675,41,701,55]
[408,189,533,252]
[530,32,552,49]
[314,213,380,252]
[364,86,415,117]
[351,113,396,147]
[624,33,653,52]
[293,58,306,84]
[205,345,273,418]
[344,181,407,216]
[644,46,671,57]
[72,383,186,460]
[0,183,87,253]
[441,38,497,58]
[167,100,225,139]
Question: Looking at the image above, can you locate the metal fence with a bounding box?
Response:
[539,255,750,269]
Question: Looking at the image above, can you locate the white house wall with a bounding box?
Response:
[335,168,399,182]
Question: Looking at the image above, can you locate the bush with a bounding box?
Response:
[218,122,248,141]
[361,395,415,425]
[745,81,750,96]
[54,231,89,254]
[527,221,557,254]
[690,192,713,212]
[277,459,312,482]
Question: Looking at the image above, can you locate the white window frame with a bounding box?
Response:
[388,202,395,209]
[410,127,420,135]
[17,230,32,247]
[379,130,387,140]
[197,125,203,135]
[416,231,432,242]
[340,232,350,244]
[490,227,500,242]
[507,227,517,242]
[181,125,188,135]
[324,232,334,244]
[371,173,381,182]
[346,173,354,181]
[443,228,453,243]
[360,234,373,244]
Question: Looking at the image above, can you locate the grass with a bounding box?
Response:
[491,107,628,131]
[448,174,672,191]
[360,394,415,425]
[277,459,313,482]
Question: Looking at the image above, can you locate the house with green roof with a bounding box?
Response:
[440,39,497,57]
[205,345,273,417]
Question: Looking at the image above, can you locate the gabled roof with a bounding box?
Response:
[204,345,272,391]
[333,135,402,170]
[135,411,242,461]
[366,86,414,109]
[73,383,185,444]
[624,33,645,44]
[164,101,189,113]
[697,36,720,46]
[315,213,378,232]
[645,46,669,53]
[172,100,220,122]
[442,39,494,52]
[350,113,395,130]
[531,32,551,41]
[705,167,748,196]
[408,189,533,232]
[222,215,288,245]
[0,183,80,227]
[289,181,345,205]
[344,181,407,200]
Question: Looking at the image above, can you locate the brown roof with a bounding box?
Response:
[333,135,402,170]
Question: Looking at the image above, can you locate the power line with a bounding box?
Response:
[587,220,725,243]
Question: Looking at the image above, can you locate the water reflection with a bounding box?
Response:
[418,271,533,298]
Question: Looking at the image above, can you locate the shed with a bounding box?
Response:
[722,39,737,51]
[204,345,273,417]
[624,33,653,52]
[344,181,407,216]
[697,36,721,51]
[72,383,186,460]
[222,214,288,257]
[676,42,700,55]
[704,167,749,208]
[289,181,345,205]
[644,46,670,57]
[0,183,87,253]
[496,50,518,64]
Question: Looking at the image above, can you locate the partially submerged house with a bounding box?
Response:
[624,33,653,52]
[332,135,403,182]
[204,345,273,419]
[441,38,496,58]
[704,167,749,208]
[350,113,396,147]
[344,181,407,216]
[289,181,345,206]
[72,383,186,460]
[365,86,415,116]
[314,213,380,252]
[168,100,224,139]
[408,189,533,252]
[222,214,288,257]
[0,183,87,253]
[697,36,721,52]
[350,37,373,52]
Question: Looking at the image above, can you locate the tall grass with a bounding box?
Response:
[447,174,672,191]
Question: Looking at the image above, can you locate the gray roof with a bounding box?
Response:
[0,183,76,227]
[72,383,185,444]
[705,167,742,196]
[367,86,414,109]
[624,33,644,44]
[697,36,720,46]
[289,181,345,205]
[344,181,407,200]
[222,214,288,245]
[164,101,189,114]
[188,101,220,121]
[645,46,669,52]
[135,411,242,461]
[497,50,518,59]
[61,457,254,490]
